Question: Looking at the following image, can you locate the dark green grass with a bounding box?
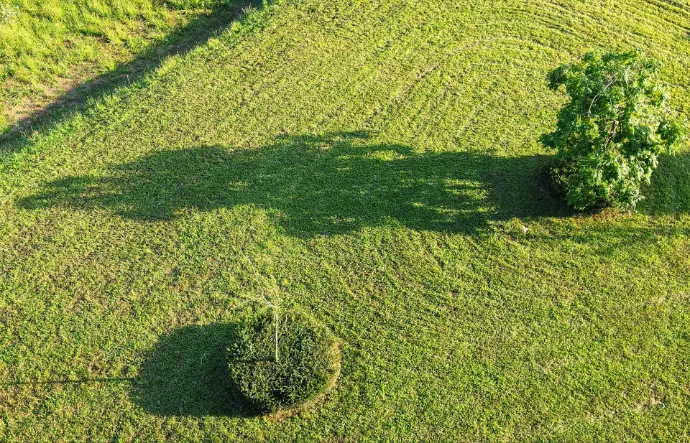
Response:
[15,132,569,235]
[133,322,255,418]
[1,0,690,440]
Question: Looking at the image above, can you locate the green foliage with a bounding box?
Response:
[543,50,687,211]
[228,309,340,413]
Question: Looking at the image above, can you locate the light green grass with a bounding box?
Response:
[1,0,690,440]
[0,0,230,130]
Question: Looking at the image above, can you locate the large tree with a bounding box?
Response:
[543,50,686,211]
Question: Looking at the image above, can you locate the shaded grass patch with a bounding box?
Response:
[16,132,571,236]
[133,322,257,417]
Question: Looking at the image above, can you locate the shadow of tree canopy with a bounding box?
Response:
[17,132,572,236]
[133,323,257,417]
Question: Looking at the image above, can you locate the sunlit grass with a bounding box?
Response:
[0,0,230,130]
[0,0,689,440]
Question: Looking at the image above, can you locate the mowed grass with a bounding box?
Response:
[0,0,231,131]
[1,0,690,440]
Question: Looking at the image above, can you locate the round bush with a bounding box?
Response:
[228,309,340,413]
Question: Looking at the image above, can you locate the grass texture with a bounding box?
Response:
[1,0,690,440]
[0,0,230,131]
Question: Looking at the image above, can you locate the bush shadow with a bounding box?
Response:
[133,322,258,418]
[1,0,262,154]
[17,132,573,236]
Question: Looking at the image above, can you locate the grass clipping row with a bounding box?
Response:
[228,309,340,414]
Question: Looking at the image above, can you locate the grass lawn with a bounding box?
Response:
[0,0,234,132]
[1,0,690,440]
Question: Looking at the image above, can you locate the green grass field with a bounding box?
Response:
[1,0,690,440]
[0,0,233,132]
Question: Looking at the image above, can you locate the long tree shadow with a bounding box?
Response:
[133,322,258,417]
[0,0,261,153]
[17,132,572,236]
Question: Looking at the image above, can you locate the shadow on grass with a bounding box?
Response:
[639,152,690,216]
[17,132,573,236]
[0,0,261,154]
[133,323,258,418]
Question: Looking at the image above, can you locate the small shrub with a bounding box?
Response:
[228,308,340,413]
[542,50,686,211]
